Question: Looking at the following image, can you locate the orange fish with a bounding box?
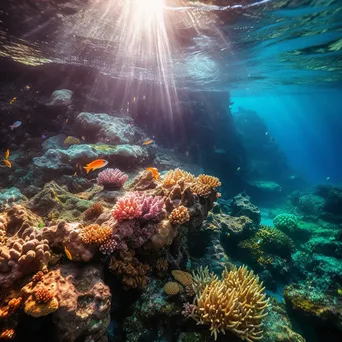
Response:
[4,149,10,159]
[4,159,11,168]
[64,246,72,260]
[83,159,108,173]
[146,167,159,180]
[143,139,153,145]
[9,97,17,105]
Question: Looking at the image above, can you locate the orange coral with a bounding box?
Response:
[79,224,112,245]
[34,286,53,304]
[63,136,80,146]
[0,329,15,340]
[0,297,22,319]
[164,282,181,295]
[171,270,193,287]
[31,271,44,283]
[163,168,195,187]
[190,183,212,197]
[108,250,151,289]
[197,174,221,188]
[168,206,190,225]
[83,203,104,221]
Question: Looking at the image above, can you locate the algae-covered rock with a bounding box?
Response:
[0,187,27,210]
[75,112,143,144]
[27,181,94,221]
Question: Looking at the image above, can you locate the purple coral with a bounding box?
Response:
[96,168,128,189]
[112,192,164,221]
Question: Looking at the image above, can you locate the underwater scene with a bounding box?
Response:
[0,0,342,341]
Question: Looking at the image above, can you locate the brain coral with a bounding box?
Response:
[171,270,193,287]
[273,213,298,232]
[164,282,181,295]
[190,266,269,341]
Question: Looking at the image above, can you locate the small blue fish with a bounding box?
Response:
[9,121,22,130]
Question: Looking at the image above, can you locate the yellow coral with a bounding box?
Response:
[63,136,80,146]
[193,266,269,341]
[168,206,190,225]
[197,174,221,188]
[164,282,181,295]
[163,168,195,187]
[79,224,112,245]
[171,270,193,287]
[24,295,59,317]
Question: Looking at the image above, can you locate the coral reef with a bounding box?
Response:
[79,224,112,245]
[168,205,190,225]
[273,213,299,233]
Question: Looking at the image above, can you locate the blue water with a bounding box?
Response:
[232,88,342,184]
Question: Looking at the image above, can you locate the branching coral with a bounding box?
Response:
[108,250,151,289]
[197,174,221,188]
[96,168,128,189]
[163,168,195,187]
[83,203,104,221]
[112,192,164,221]
[79,224,112,245]
[188,266,269,341]
[168,206,190,225]
[190,183,212,197]
[192,266,218,297]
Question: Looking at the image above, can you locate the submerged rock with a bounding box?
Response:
[75,112,143,144]
[0,187,27,210]
[231,192,261,225]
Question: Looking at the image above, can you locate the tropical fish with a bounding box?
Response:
[66,119,69,124]
[9,97,17,105]
[64,246,73,260]
[270,136,275,142]
[4,159,11,168]
[83,159,108,173]
[265,132,269,136]
[81,136,86,141]
[73,172,77,176]
[326,177,330,181]
[146,167,160,180]
[237,166,241,171]
[143,139,153,145]
[25,85,30,90]
[9,121,22,130]
[4,149,10,160]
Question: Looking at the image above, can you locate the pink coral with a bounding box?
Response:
[112,192,164,221]
[96,168,128,189]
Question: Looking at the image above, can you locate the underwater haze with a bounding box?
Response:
[0,1,342,342]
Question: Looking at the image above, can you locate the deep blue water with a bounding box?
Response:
[233,88,342,185]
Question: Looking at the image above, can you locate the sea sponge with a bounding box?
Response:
[171,270,193,287]
[24,295,59,317]
[83,203,104,221]
[273,213,298,232]
[63,136,80,146]
[168,206,190,225]
[197,174,221,188]
[164,282,181,295]
[163,168,195,187]
[96,168,128,189]
[190,266,269,341]
[150,220,178,249]
[79,224,112,245]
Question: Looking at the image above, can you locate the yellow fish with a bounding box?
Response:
[64,246,73,260]
[4,149,10,160]
[83,159,108,173]
[143,139,153,145]
[4,159,11,168]
[9,97,17,105]
[73,172,77,176]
